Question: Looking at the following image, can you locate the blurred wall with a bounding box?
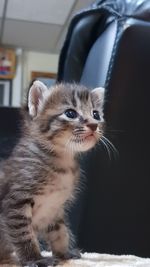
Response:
[23,51,59,94]
[10,50,59,106]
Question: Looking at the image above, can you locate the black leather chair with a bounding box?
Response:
[0,107,21,161]
[57,0,150,258]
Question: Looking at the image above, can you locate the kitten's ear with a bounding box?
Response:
[28,80,49,117]
[91,87,105,100]
[91,87,105,105]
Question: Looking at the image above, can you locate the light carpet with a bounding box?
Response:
[43,252,150,267]
[1,252,150,267]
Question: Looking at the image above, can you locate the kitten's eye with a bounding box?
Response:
[93,110,100,120]
[65,109,78,119]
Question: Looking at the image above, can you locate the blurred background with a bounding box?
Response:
[0,0,93,107]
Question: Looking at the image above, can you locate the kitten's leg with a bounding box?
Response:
[0,215,16,264]
[4,205,53,267]
[46,216,81,265]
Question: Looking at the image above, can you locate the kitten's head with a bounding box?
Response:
[26,81,105,154]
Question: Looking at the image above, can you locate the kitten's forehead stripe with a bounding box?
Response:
[61,98,71,106]
[71,90,77,107]
[77,90,89,103]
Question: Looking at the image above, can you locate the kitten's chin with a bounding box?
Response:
[72,134,98,152]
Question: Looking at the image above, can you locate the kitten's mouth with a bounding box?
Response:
[69,131,99,152]
[84,133,94,139]
[74,133,95,143]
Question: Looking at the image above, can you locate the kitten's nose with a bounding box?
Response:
[87,123,98,131]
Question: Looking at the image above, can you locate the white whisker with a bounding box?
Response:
[102,136,119,155]
[99,138,112,161]
[101,135,119,161]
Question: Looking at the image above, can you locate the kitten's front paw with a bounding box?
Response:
[53,249,81,265]
[25,256,53,267]
[65,249,81,260]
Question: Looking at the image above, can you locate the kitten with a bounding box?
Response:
[0,81,104,267]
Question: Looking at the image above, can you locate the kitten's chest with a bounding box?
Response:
[32,171,75,230]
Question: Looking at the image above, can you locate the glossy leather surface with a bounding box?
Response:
[58,0,150,83]
[0,107,21,160]
[81,21,117,87]
[93,0,150,21]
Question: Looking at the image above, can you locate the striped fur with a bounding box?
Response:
[0,82,104,267]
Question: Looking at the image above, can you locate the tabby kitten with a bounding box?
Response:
[0,81,104,267]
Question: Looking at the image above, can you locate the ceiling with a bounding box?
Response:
[0,0,94,54]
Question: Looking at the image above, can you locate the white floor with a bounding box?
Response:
[1,252,150,267]
[42,252,150,267]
